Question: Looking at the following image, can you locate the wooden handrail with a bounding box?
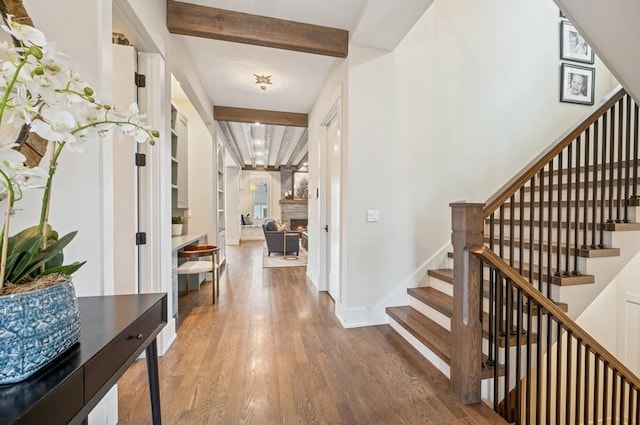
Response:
[483,85,627,217]
[470,244,640,390]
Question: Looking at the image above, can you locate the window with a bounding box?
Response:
[250,178,269,219]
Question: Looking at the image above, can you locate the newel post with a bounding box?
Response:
[449,202,484,404]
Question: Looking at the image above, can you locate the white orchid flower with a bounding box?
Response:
[30,106,77,143]
[1,15,47,47]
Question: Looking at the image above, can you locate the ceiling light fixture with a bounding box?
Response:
[253,74,273,91]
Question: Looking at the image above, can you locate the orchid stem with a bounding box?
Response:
[39,142,65,263]
[0,169,15,291]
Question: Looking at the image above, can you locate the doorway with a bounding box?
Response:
[321,101,342,302]
[112,43,141,294]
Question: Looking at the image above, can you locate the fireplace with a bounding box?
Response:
[289,218,308,231]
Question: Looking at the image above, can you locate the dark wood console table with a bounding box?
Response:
[0,293,167,425]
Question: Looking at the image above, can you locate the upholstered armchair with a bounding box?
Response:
[262,219,299,256]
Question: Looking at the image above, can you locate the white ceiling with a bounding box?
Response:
[167,0,433,169]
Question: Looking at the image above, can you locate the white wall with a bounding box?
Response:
[577,248,640,376]
[308,0,619,327]
[20,0,114,298]
[173,99,216,243]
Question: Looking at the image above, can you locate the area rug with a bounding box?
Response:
[263,245,308,268]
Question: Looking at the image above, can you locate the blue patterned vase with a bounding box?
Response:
[0,280,81,385]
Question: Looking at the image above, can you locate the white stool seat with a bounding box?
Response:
[176,244,221,304]
[176,260,214,275]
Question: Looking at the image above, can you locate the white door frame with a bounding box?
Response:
[319,99,342,303]
[114,0,176,354]
[112,44,139,295]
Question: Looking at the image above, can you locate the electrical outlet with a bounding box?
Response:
[367,210,379,222]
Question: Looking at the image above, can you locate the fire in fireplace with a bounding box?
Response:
[289,218,308,231]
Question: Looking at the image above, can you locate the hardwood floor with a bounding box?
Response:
[117,241,505,424]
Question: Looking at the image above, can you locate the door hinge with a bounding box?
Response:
[135,232,147,245]
[135,153,146,167]
[134,72,146,87]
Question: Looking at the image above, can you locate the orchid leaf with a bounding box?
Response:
[19,231,78,280]
[7,236,41,283]
[41,261,86,277]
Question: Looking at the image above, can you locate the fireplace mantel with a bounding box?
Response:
[279,199,308,204]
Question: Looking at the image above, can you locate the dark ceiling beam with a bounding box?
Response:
[242,165,281,172]
[166,0,348,58]
[214,106,308,127]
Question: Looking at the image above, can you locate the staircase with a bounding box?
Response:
[386,86,640,423]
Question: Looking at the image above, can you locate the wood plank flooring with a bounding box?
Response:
[117,241,506,424]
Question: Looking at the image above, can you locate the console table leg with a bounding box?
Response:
[146,339,162,425]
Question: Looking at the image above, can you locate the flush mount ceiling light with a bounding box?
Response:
[253,74,273,91]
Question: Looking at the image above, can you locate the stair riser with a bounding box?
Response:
[388,317,450,378]
[484,224,614,246]
[409,297,450,331]
[519,182,640,200]
[428,276,453,296]
[409,292,543,336]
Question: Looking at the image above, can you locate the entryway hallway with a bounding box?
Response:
[117,241,505,424]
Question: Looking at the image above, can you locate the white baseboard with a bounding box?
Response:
[158,318,176,355]
[335,304,370,328]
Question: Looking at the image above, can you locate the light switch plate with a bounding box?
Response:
[367,210,379,222]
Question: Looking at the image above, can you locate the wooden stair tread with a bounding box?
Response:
[428,267,569,312]
[428,268,454,283]
[500,261,595,286]
[386,306,450,363]
[488,218,640,231]
[408,287,451,316]
[503,198,640,209]
[483,236,620,258]
[386,306,504,379]
[520,178,640,193]
[407,287,538,347]
[604,222,640,231]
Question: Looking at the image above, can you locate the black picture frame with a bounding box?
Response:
[560,20,594,64]
[560,63,595,106]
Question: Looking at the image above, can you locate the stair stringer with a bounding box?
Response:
[370,242,451,325]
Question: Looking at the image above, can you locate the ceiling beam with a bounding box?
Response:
[214,106,308,127]
[286,129,308,168]
[242,165,281,172]
[216,121,244,168]
[166,0,348,58]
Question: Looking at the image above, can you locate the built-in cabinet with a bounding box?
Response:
[216,138,226,264]
[171,105,188,209]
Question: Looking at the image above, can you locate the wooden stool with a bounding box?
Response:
[177,244,220,304]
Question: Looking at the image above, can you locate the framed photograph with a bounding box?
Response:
[560,20,594,64]
[560,63,595,105]
[293,172,309,199]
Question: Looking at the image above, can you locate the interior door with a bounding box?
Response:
[325,109,341,301]
[112,44,139,294]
